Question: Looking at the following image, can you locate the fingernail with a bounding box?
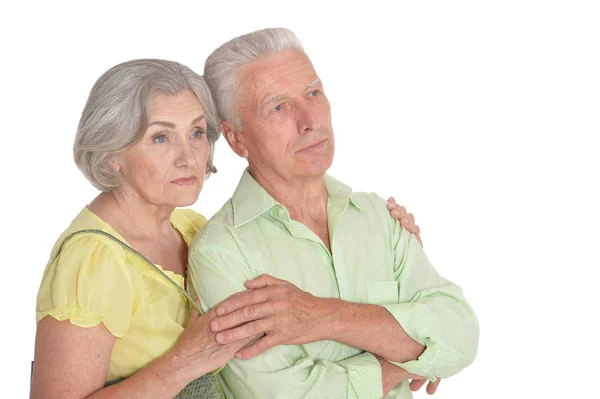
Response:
[215,333,224,344]
[235,352,242,359]
[216,307,225,316]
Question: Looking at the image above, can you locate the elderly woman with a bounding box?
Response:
[30,59,421,399]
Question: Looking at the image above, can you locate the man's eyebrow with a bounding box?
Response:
[147,114,205,129]
[263,94,289,107]
[260,80,321,108]
[305,79,321,89]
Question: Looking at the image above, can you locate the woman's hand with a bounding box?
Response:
[387,197,423,246]
[174,298,262,378]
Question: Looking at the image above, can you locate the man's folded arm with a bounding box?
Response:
[221,348,383,399]
[188,246,384,399]
[381,220,480,381]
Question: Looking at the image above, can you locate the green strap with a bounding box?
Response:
[54,229,203,315]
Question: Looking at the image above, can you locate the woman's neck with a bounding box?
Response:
[88,190,175,241]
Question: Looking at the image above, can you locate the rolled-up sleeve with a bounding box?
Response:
[189,243,384,399]
[382,221,479,380]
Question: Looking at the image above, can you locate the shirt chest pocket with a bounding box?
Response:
[366,281,399,305]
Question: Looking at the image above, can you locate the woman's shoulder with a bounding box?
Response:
[37,208,135,337]
[171,208,208,242]
[46,208,128,269]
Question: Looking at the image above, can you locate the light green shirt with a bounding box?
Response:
[189,170,479,399]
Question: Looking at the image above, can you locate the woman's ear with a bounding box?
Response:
[221,121,248,158]
[110,156,121,173]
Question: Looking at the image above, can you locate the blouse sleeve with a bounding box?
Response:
[36,234,134,338]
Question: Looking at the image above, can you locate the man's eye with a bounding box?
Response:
[309,90,319,97]
[274,104,282,111]
[153,135,167,143]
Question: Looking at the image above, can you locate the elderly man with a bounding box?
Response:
[189,28,479,399]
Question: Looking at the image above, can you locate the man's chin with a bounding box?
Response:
[297,159,334,179]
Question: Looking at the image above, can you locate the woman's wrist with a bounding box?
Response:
[149,346,200,391]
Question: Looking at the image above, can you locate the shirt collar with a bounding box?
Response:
[231,169,362,228]
[323,174,363,211]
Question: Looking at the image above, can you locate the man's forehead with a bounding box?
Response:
[253,77,321,106]
[243,51,315,82]
[239,52,321,102]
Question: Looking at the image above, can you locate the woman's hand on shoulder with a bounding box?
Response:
[387,197,423,246]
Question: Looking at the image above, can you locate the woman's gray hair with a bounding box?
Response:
[74,59,220,192]
[204,28,304,129]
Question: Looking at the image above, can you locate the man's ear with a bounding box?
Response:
[221,121,249,158]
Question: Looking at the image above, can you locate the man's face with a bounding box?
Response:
[234,50,334,182]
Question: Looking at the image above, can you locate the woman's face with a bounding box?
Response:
[116,90,210,208]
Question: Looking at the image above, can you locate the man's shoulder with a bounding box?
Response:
[326,173,389,215]
[350,191,390,215]
[347,191,399,236]
[191,199,237,249]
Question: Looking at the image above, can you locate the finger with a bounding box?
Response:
[400,217,414,231]
[427,378,441,395]
[232,333,265,353]
[244,274,283,289]
[242,332,265,345]
[390,205,407,219]
[235,333,281,359]
[401,218,420,234]
[416,234,424,247]
[409,378,427,392]
[215,288,272,316]
[215,318,271,344]
[407,212,415,223]
[387,197,397,205]
[412,222,421,235]
[211,300,284,332]
[221,290,247,302]
[395,204,407,214]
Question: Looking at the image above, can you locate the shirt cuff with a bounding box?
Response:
[337,352,383,399]
[382,303,459,381]
[382,302,434,347]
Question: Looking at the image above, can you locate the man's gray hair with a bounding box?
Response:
[204,28,304,129]
[74,59,220,192]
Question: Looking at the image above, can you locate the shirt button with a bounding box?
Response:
[278,208,285,217]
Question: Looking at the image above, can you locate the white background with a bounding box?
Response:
[1,1,599,398]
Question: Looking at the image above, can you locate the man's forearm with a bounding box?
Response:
[318,298,424,363]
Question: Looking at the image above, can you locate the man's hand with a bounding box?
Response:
[209,274,330,359]
[375,354,441,396]
[409,377,441,395]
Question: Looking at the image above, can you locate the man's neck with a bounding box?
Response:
[249,167,328,224]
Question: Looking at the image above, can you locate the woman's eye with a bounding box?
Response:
[153,134,167,144]
[192,130,205,139]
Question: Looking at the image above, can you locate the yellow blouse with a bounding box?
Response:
[36,207,207,382]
